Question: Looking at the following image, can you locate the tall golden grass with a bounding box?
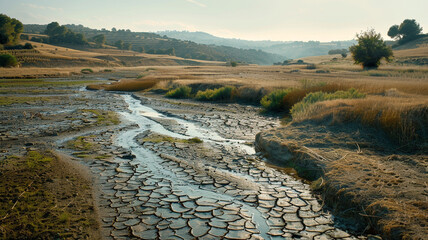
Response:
[292,94,428,147]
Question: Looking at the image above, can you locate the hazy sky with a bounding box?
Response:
[1,0,427,41]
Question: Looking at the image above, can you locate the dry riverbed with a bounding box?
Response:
[1,76,378,239]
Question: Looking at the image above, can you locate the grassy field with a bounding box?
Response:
[0,151,98,239]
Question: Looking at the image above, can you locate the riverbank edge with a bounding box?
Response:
[254,130,387,239]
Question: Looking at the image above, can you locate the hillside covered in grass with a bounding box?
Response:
[158,30,356,59]
[23,24,285,65]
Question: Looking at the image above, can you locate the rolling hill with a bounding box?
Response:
[23,24,285,65]
[158,30,356,59]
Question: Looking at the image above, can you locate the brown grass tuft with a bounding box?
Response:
[293,95,428,148]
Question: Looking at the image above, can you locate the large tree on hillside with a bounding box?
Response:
[387,25,400,40]
[349,29,393,69]
[387,19,423,42]
[0,14,23,45]
[44,22,87,45]
[92,34,106,47]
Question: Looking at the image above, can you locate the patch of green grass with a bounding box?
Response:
[260,88,293,112]
[166,86,192,99]
[26,151,53,169]
[290,88,366,118]
[94,154,111,160]
[82,109,120,125]
[261,83,348,113]
[195,86,236,101]
[67,136,94,151]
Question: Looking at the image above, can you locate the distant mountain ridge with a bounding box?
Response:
[158,30,356,59]
[23,24,285,65]
[157,31,288,49]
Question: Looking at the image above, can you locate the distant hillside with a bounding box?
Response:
[157,31,287,49]
[24,24,284,65]
[158,30,356,59]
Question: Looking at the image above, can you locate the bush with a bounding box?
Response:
[0,54,18,67]
[166,86,192,98]
[23,43,33,49]
[81,68,94,74]
[195,86,236,101]
[316,70,330,73]
[260,89,293,111]
[349,29,393,69]
[290,88,365,118]
[235,87,268,104]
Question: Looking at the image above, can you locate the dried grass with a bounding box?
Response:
[293,95,428,147]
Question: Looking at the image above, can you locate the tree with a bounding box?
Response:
[349,29,393,69]
[45,22,60,36]
[0,54,18,67]
[387,25,400,40]
[44,22,87,45]
[399,19,422,41]
[123,42,132,50]
[0,14,24,45]
[387,19,423,42]
[114,40,124,49]
[92,34,105,47]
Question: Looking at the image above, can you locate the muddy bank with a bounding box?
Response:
[255,122,428,239]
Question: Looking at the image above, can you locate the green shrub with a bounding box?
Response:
[195,86,236,101]
[260,88,293,111]
[349,29,393,69]
[23,43,33,49]
[0,54,18,67]
[81,68,94,74]
[290,88,365,117]
[166,86,192,98]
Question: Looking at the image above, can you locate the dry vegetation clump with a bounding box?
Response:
[234,86,269,104]
[260,83,350,112]
[292,94,428,148]
[87,78,160,91]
